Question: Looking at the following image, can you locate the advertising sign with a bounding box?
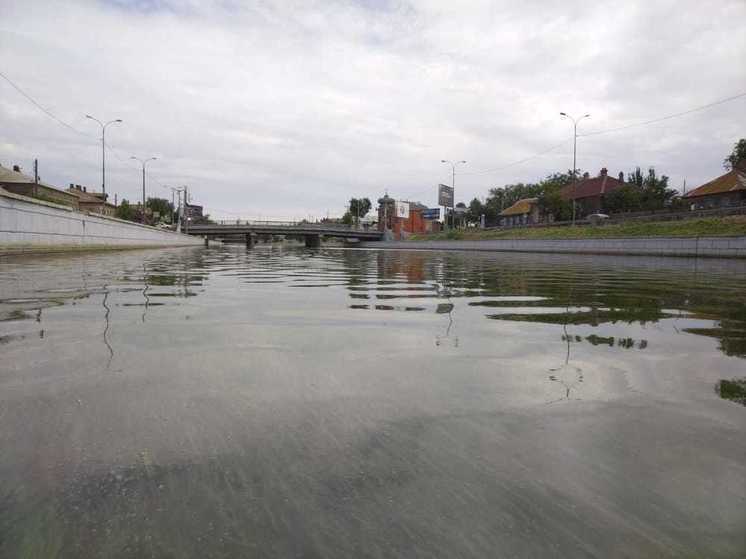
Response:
[438,184,454,207]
[394,200,410,219]
[422,208,440,220]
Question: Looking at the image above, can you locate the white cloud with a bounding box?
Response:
[1,0,745,219]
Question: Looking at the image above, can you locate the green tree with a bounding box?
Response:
[625,167,676,211]
[604,185,642,213]
[536,171,574,221]
[724,138,746,170]
[466,197,485,225]
[115,199,136,221]
[146,197,173,221]
[348,197,372,225]
[341,212,353,225]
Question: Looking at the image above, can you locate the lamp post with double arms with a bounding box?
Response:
[559,112,590,225]
[130,156,157,223]
[85,115,122,198]
[440,159,466,230]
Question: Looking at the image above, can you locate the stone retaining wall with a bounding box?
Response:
[360,236,746,258]
[1,188,203,255]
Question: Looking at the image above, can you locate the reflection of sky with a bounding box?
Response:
[1,246,746,557]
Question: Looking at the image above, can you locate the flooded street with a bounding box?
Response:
[1,246,744,558]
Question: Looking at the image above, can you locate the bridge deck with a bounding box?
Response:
[187,224,382,240]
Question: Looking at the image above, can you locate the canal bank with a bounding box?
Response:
[360,235,746,258]
[0,187,203,255]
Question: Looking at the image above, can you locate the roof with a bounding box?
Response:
[0,165,36,184]
[67,188,115,206]
[560,172,624,201]
[500,198,537,216]
[0,165,77,197]
[683,169,746,198]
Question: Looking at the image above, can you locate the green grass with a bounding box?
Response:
[410,217,746,241]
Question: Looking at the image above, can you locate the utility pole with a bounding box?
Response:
[560,112,590,226]
[184,186,189,234]
[33,159,38,184]
[130,156,157,223]
[86,115,122,198]
[175,189,182,233]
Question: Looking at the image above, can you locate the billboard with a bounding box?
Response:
[438,184,454,207]
[421,208,440,220]
[394,200,410,219]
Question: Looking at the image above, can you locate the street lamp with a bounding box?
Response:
[130,156,157,223]
[85,115,122,198]
[441,159,466,230]
[559,112,590,225]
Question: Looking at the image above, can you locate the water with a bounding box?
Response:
[1,246,744,558]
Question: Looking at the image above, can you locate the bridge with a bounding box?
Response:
[186,221,383,247]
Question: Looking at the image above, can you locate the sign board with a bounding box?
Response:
[394,200,410,219]
[438,184,454,207]
[422,208,440,220]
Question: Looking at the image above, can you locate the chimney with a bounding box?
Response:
[618,171,624,182]
[600,167,608,177]
[12,164,20,172]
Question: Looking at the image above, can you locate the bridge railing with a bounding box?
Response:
[208,220,375,231]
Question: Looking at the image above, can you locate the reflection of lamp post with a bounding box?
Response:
[85,115,122,198]
[130,156,157,223]
[441,159,466,229]
[559,112,590,225]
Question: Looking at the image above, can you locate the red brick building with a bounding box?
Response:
[377,195,432,240]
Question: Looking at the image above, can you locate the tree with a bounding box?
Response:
[724,138,746,170]
[348,197,372,225]
[115,199,136,221]
[146,197,173,221]
[466,198,485,225]
[627,167,676,211]
[536,171,574,221]
[604,185,642,213]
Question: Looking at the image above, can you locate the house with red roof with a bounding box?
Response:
[560,168,625,217]
[683,158,746,210]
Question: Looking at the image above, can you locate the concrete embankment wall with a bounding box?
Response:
[1,188,203,255]
[360,236,746,258]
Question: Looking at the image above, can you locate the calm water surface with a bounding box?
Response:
[1,246,745,558]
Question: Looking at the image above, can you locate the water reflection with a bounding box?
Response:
[1,246,746,558]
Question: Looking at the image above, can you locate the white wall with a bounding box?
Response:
[1,189,203,254]
[362,236,746,258]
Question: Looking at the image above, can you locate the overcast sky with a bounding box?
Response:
[2,0,745,220]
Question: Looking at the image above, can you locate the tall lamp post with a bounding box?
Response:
[85,115,122,198]
[559,112,590,225]
[130,156,157,223]
[441,159,466,230]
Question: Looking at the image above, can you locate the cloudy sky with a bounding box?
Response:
[2,0,745,220]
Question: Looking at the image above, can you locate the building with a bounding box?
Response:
[0,163,80,208]
[683,159,746,210]
[67,184,117,216]
[560,168,625,217]
[499,198,540,227]
[377,195,430,240]
[185,203,203,220]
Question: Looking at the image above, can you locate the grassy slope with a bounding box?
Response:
[410,217,746,241]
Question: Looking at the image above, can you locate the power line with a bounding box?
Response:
[0,70,90,138]
[580,91,746,137]
[461,140,570,177]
